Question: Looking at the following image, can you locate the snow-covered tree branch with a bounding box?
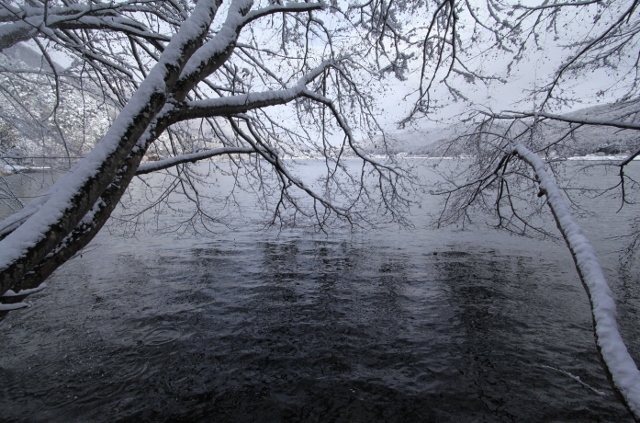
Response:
[0,0,421,297]
[513,142,640,419]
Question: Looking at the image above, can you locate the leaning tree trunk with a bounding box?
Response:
[0,0,223,297]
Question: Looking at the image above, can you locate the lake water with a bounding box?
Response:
[1,159,640,422]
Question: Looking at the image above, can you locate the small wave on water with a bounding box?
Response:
[2,161,640,422]
[1,231,638,422]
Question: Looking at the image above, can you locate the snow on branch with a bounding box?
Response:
[0,1,170,50]
[176,0,323,93]
[136,147,258,175]
[514,0,604,11]
[0,302,30,311]
[493,111,640,132]
[0,21,36,50]
[53,16,172,41]
[1,283,46,297]
[173,61,331,121]
[0,0,222,296]
[176,88,307,120]
[513,143,640,420]
[244,1,326,24]
[177,0,257,87]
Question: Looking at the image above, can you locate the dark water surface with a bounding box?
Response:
[2,160,640,422]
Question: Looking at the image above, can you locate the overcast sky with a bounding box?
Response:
[374,0,636,132]
[25,0,634,137]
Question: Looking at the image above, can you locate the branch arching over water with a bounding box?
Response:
[513,143,640,421]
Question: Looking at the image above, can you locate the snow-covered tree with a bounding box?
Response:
[0,0,425,299]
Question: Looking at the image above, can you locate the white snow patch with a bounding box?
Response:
[180,0,252,80]
[1,164,51,175]
[0,302,30,311]
[1,283,47,297]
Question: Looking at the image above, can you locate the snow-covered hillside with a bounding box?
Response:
[373,103,639,158]
[363,123,473,157]
[0,44,116,171]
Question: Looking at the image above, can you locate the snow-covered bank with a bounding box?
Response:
[372,153,640,161]
[1,164,51,176]
[567,154,639,161]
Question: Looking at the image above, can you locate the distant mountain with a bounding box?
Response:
[373,103,639,158]
[363,122,472,157]
[2,44,56,70]
[0,43,115,166]
[546,102,640,156]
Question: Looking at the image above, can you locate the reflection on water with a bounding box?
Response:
[1,161,640,422]
[1,234,637,422]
